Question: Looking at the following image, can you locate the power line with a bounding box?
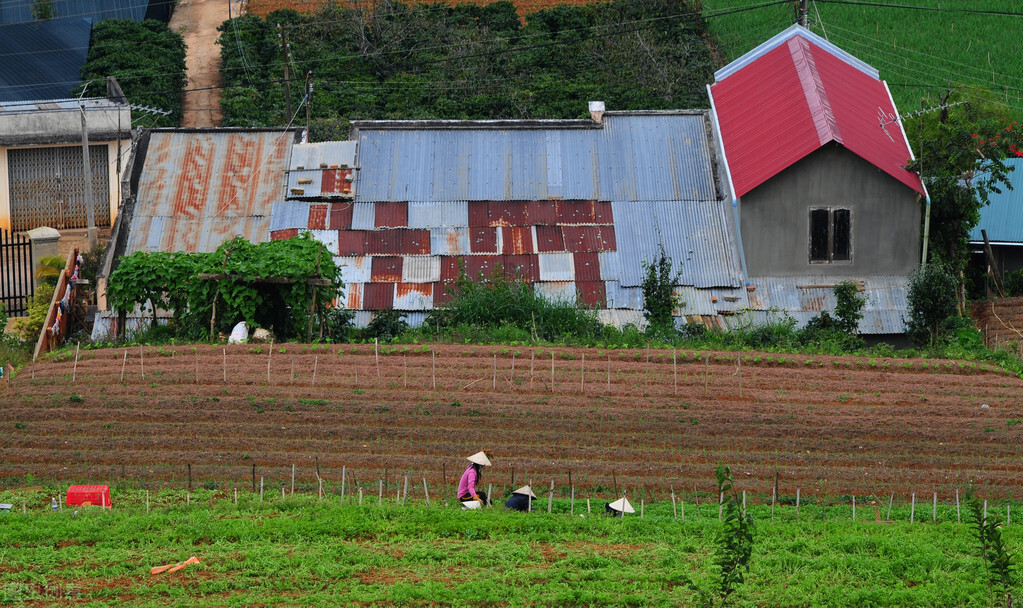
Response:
[812,0,1023,17]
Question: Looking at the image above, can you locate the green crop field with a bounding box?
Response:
[1,487,1020,607]
[702,0,1023,120]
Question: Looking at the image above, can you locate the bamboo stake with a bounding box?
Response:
[359,488,363,506]
[379,480,383,506]
[673,350,677,395]
[956,488,960,524]
[580,354,585,391]
[487,483,493,507]
[72,342,79,383]
[146,489,150,514]
[403,475,409,506]
[423,478,430,507]
[910,493,915,524]
[550,351,555,391]
[318,477,323,500]
[291,464,295,496]
[796,488,801,519]
[312,355,318,385]
[375,338,380,379]
[432,350,436,389]
[671,486,677,519]
[547,479,554,513]
[742,489,746,517]
[681,500,685,520]
[341,465,346,503]
[121,349,127,382]
[719,492,724,521]
[260,477,264,503]
[641,499,644,518]
[852,496,856,521]
[933,492,937,522]
[587,498,591,514]
[984,499,988,521]
[886,493,894,521]
[571,486,575,516]
[187,492,190,506]
[772,486,776,521]
[282,487,286,500]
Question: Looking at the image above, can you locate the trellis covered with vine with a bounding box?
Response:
[107,235,343,340]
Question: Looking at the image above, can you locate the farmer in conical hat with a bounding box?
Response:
[457,451,491,506]
[504,485,537,512]
[604,496,635,518]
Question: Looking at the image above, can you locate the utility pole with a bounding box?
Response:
[278,24,292,119]
[79,103,97,251]
[797,0,808,27]
[305,71,312,142]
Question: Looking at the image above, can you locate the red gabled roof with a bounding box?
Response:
[709,25,925,199]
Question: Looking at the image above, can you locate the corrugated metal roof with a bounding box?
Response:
[408,201,468,228]
[535,281,576,302]
[745,275,908,334]
[335,256,372,284]
[351,203,376,230]
[354,113,718,202]
[537,252,575,281]
[270,202,311,232]
[970,158,1023,244]
[402,256,441,283]
[607,201,744,289]
[310,229,339,256]
[290,141,357,170]
[127,130,294,254]
[604,281,644,310]
[0,18,92,102]
[2,0,147,24]
[394,283,433,310]
[710,25,924,198]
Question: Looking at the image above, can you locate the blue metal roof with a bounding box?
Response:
[353,112,719,203]
[0,18,92,101]
[970,158,1023,244]
[1,1,147,24]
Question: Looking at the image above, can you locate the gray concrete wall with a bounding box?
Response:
[0,103,131,147]
[739,144,921,276]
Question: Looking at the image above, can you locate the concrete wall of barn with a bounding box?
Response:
[739,143,921,276]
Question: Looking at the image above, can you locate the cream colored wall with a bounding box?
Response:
[0,140,131,233]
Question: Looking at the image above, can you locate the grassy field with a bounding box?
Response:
[1,486,1020,606]
[701,0,1023,119]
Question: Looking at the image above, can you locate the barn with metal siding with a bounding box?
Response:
[274,111,749,326]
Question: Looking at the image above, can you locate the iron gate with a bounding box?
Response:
[7,144,111,232]
[0,228,34,317]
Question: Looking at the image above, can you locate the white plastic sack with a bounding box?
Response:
[228,322,248,344]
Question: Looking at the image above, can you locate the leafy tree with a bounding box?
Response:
[965,489,1016,608]
[76,20,187,127]
[906,87,1022,302]
[641,244,682,337]
[833,281,865,335]
[905,262,959,346]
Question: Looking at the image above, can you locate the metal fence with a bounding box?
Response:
[0,229,34,317]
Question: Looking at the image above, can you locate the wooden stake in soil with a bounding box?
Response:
[341,465,347,503]
[956,488,961,524]
[146,490,150,514]
[312,355,318,386]
[423,478,430,507]
[547,479,554,513]
[587,498,591,514]
[796,488,801,519]
[358,488,362,505]
[403,475,409,506]
[852,496,856,521]
[742,489,746,517]
[984,499,988,521]
[140,345,145,380]
[487,483,493,507]
[260,477,264,503]
[607,355,611,392]
[187,463,192,492]
[235,488,238,505]
[886,492,894,521]
[432,350,436,390]
[671,486,677,519]
[933,492,937,522]
[910,493,915,524]
[580,354,585,391]
[772,486,776,521]
[282,487,286,500]
[571,486,575,516]
[291,464,296,496]
[550,351,555,391]
[72,342,80,383]
[719,492,724,521]
[121,349,127,382]
[378,480,383,506]
[186,492,190,506]
[318,476,323,500]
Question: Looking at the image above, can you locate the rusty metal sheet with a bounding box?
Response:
[308,204,328,230]
[440,257,463,283]
[363,283,395,310]
[330,203,354,230]
[271,228,298,241]
[488,202,528,226]
[310,229,339,256]
[562,226,604,253]
[338,230,369,256]
[501,226,534,255]
[527,200,559,226]
[597,308,646,328]
[557,201,595,224]
[404,229,431,255]
[394,283,433,310]
[128,130,295,254]
[346,283,363,309]
[537,252,574,282]
[468,202,489,227]
[534,226,565,252]
[501,254,540,282]
[430,227,469,256]
[577,281,606,307]
[469,227,499,254]
[375,202,408,228]
[371,256,403,282]
[402,256,441,283]
[335,256,372,284]
[573,252,600,282]
[367,230,401,255]
[321,168,354,197]
[535,281,575,302]
[593,201,614,224]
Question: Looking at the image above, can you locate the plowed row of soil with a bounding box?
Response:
[3,344,1022,501]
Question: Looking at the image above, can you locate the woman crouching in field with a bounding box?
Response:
[457,451,491,508]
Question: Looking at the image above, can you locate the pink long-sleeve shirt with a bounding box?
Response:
[457,465,479,498]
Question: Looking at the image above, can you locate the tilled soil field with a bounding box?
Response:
[2,344,1021,501]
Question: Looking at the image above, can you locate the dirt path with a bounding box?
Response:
[170,0,241,127]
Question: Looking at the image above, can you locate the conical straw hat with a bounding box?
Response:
[608,497,635,514]
[466,451,492,466]
[512,485,537,498]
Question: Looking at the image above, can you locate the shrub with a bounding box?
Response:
[362,309,408,341]
[12,283,55,341]
[833,281,866,334]
[966,489,1016,608]
[1004,269,1023,297]
[641,244,683,337]
[906,262,959,346]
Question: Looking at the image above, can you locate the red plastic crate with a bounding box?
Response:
[66,485,111,507]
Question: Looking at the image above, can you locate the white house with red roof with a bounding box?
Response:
[708,25,927,335]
